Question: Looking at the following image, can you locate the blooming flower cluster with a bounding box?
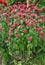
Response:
[0,2,45,55]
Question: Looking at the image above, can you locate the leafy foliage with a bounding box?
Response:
[7,0,45,7]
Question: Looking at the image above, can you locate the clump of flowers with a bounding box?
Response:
[0,2,45,63]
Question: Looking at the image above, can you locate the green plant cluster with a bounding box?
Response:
[7,0,45,7]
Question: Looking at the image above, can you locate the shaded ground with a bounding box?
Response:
[0,53,2,65]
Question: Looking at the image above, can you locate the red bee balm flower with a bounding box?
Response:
[0,0,8,6]
[40,31,44,35]
[0,29,2,32]
[12,22,19,27]
[40,31,44,38]
[0,27,2,32]
[7,23,11,26]
[28,37,33,42]
[35,27,42,31]
[21,25,24,28]
[10,28,14,32]
[9,33,13,37]
[23,29,28,33]
[16,34,20,38]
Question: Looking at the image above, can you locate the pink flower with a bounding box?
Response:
[23,29,28,33]
[35,27,42,31]
[0,10,3,13]
[0,29,2,32]
[20,8,24,12]
[17,2,22,4]
[33,7,39,12]
[16,34,20,38]
[25,10,30,13]
[41,15,44,18]
[14,15,17,18]
[7,23,11,26]
[7,16,12,21]
[26,23,34,27]
[38,20,42,23]
[12,22,19,28]
[13,4,18,8]
[40,31,44,35]
[41,7,45,11]
[31,13,37,17]
[21,17,25,21]
[3,13,8,16]
[10,6,13,10]
[10,10,15,14]
[17,12,21,15]
[10,28,14,32]
[9,33,13,37]
[43,18,45,23]
[39,31,44,38]
[37,16,40,18]
[26,21,30,25]
[22,13,26,18]
[21,25,24,28]
[26,19,32,25]
[33,19,37,23]
[28,37,33,42]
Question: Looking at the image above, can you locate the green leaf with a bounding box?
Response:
[18,61,22,65]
